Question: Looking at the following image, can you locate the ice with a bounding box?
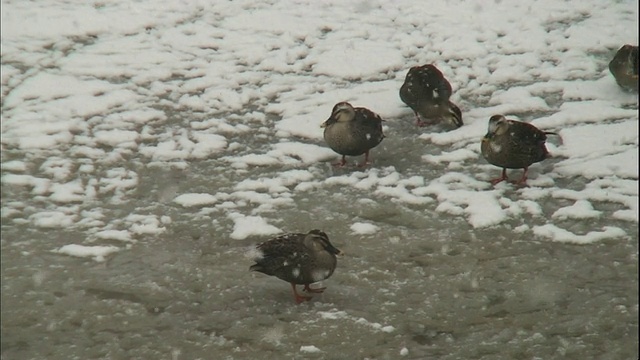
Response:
[1,0,638,358]
[0,0,636,250]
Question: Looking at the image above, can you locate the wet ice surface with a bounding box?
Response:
[1,0,638,359]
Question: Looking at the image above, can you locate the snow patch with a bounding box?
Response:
[350,222,380,235]
[54,244,120,262]
[228,213,282,240]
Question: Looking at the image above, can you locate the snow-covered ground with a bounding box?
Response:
[1,0,638,358]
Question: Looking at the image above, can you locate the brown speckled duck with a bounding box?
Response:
[609,44,638,92]
[249,229,342,304]
[399,64,463,128]
[481,115,557,186]
[321,102,385,167]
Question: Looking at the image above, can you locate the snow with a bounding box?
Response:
[94,230,135,243]
[316,309,396,333]
[1,0,637,261]
[318,310,348,320]
[29,211,77,229]
[173,193,219,207]
[1,160,27,172]
[228,213,282,240]
[351,222,380,235]
[53,244,120,262]
[300,345,322,353]
[552,200,602,220]
[532,225,627,245]
[1,3,638,360]
[312,42,405,80]
[381,325,395,333]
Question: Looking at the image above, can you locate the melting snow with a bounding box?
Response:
[0,1,636,261]
[1,2,637,359]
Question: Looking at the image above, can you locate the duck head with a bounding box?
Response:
[321,102,356,128]
[305,229,342,256]
[484,114,509,140]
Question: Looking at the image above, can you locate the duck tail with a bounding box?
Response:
[249,264,264,272]
[544,131,563,146]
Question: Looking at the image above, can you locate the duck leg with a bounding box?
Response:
[303,284,326,294]
[332,155,347,167]
[414,112,429,127]
[291,283,312,304]
[357,151,372,167]
[490,168,509,185]
[512,167,530,186]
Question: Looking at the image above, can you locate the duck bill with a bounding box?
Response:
[320,116,333,128]
[329,245,343,256]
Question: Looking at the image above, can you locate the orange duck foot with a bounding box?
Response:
[303,284,326,294]
[291,283,312,304]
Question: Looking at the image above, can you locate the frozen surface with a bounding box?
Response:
[1,0,638,359]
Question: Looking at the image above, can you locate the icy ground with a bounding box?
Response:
[1,0,638,359]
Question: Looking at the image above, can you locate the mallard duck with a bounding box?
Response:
[609,44,638,92]
[399,64,463,128]
[481,115,556,186]
[321,102,385,167]
[249,229,342,304]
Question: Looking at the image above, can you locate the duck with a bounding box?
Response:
[481,115,557,186]
[399,64,463,128]
[609,44,638,92]
[249,229,342,304]
[321,102,385,167]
